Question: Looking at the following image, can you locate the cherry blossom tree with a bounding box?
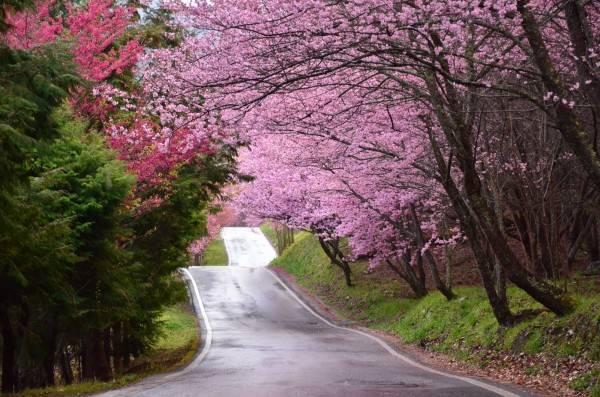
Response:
[235,101,457,296]
[4,0,142,81]
[132,0,600,325]
[188,202,238,262]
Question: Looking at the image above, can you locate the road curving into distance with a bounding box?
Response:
[97,227,527,397]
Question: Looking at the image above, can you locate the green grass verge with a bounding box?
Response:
[202,237,228,265]
[7,376,143,397]
[154,304,199,350]
[260,223,277,248]
[10,303,199,397]
[272,232,600,394]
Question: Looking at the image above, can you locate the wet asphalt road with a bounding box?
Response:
[220,227,277,267]
[98,265,523,397]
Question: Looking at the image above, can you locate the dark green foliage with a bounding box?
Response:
[0,45,80,187]
[0,43,80,389]
[0,45,80,318]
[0,101,239,392]
[0,104,136,391]
[0,45,79,272]
[0,21,237,392]
[0,42,82,392]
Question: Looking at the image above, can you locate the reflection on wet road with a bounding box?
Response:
[98,263,522,396]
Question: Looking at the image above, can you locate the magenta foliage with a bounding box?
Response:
[4,0,142,81]
[188,204,238,255]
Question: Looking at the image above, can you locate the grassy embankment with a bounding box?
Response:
[10,303,199,397]
[202,236,228,265]
[272,231,600,395]
[260,224,277,247]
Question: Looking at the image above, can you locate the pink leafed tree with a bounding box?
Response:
[3,0,232,196]
[188,203,239,259]
[4,0,142,81]
[234,96,457,295]
[132,0,600,324]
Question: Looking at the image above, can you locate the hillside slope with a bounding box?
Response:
[271,232,600,396]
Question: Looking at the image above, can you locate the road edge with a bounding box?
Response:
[90,270,210,396]
[267,267,526,397]
[178,268,213,373]
[219,228,232,266]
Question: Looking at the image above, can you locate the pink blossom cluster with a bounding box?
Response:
[134,0,599,275]
[3,0,142,81]
[187,204,238,255]
[234,107,454,267]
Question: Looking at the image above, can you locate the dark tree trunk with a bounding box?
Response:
[103,328,113,379]
[586,219,600,262]
[122,332,131,369]
[81,330,111,381]
[27,314,59,388]
[495,259,507,307]
[94,330,111,381]
[112,322,124,375]
[339,261,352,287]
[1,319,17,393]
[564,1,600,114]
[318,237,352,287]
[81,337,93,380]
[517,0,600,190]
[59,350,74,385]
[428,130,515,325]
[41,320,58,388]
[567,216,593,270]
[336,259,352,288]
[537,220,554,279]
[511,204,534,266]
[409,204,456,300]
[386,258,428,298]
